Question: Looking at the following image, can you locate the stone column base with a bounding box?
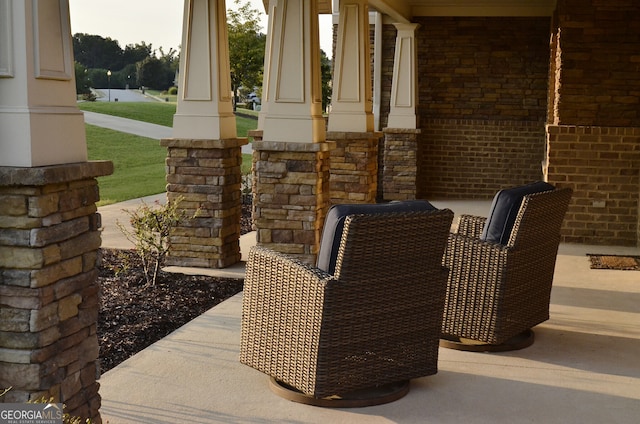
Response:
[0,161,113,423]
[252,140,334,265]
[326,131,381,204]
[161,138,247,268]
[382,128,421,201]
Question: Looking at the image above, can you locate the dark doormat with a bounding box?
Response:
[587,254,640,270]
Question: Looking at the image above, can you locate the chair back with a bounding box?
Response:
[332,209,454,283]
[507,187,573,248]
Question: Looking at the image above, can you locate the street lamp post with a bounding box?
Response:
[107,70,112,101]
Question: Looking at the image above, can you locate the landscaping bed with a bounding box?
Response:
[97,202,252,373]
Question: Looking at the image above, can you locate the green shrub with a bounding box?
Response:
[117,196,198,286]
[168,86,178,95]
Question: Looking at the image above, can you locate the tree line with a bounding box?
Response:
[73,0,332,110]
[73,34,179,94]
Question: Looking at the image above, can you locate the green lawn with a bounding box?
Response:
[84,102,256,206]
[79,101,176,127]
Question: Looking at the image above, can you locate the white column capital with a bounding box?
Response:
[259,0,326,143]
[387,21,420,129]
[173,0,237,140]
[327,0,374,132]
[0,0,87,167]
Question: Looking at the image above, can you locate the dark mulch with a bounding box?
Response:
[97,202,252,373]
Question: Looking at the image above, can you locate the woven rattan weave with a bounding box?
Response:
[441,188,572,348]
[240,208,454,402]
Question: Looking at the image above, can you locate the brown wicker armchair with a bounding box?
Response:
[441,185,572,351]
[240,202,453,406]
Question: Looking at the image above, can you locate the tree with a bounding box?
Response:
[136,49,178,90]
[74,61,91,95]
[123,42,153,66]
[320,49,332,112]
[227,0,266,108]
[73,33,124,70]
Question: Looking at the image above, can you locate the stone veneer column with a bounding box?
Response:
[0,161,113,423]
[382,128,420,201]
[161,138,246,268]
[252,140,333,265]
[326,131,381,204]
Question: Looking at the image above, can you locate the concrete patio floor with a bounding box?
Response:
[97,200,640,423]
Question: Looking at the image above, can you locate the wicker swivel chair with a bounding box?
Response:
[240,201,454,407]
[441,183,572,352]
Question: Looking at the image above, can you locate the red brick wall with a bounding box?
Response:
[412,17,552,198]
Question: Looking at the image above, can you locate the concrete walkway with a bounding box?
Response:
[96,200,640,424]
[82,111,254,154]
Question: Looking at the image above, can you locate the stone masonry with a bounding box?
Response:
[0,161,113,423]
[251,137,333,265]
[326,131,380,204]
[382,128,420,201]
[161,138,247,268]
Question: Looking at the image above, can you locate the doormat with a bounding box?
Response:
[587,254,640,270]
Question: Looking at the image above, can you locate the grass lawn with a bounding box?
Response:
[79,101,176,127]
[83,102,256,206]
[87,125,167,206]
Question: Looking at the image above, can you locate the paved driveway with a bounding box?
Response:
[95,88,153,102]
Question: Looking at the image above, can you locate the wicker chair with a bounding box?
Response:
[441,185,573,351]
[240,203,454,406]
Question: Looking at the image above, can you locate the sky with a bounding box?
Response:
[68,0,334,56]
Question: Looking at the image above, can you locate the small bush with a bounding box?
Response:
[168,86,178,95]
[117,196,198,286]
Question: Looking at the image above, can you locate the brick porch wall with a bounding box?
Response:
[418,119,546,199]
[547,125,640,246]
[548,0,640,245]
[411,17,550,199]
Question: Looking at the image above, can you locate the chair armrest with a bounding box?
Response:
[456,215,487,238]
[444,232,510,271]
[240,246,336,388]
[243,246,335,317]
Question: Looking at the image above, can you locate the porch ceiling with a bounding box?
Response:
[369,0,557,22]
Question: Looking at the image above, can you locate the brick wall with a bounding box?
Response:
[410,17,551,199]
[547,125,640,245]
[418,120,546,199]
[551,0,640,127]
[547,0,640,246]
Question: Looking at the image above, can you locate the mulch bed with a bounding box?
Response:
[97,201,252,373]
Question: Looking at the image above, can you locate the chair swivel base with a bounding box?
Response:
[269,377,410,408]
[439,329,535,352]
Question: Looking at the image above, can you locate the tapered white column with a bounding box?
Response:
[173,0,237,139]
[0,0,87,167]
[259,0,325,143]
[327,0,374,132]
[387,23,420,129]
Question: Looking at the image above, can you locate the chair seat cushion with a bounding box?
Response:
[317,200,436,274]
[480,181,555,245]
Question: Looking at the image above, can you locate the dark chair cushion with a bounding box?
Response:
[480,181,555,245]
[317,200,436,274]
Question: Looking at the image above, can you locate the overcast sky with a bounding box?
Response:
[68,0,333,56]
